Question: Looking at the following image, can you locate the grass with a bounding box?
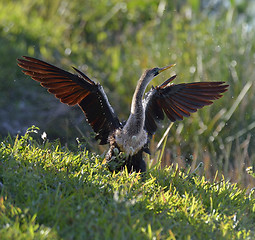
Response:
[0,127,255,239]
[1,1,255,238]
[1,0,255,185]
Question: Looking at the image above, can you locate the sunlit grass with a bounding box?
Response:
[0,127,254,239]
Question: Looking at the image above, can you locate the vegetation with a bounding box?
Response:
[1,1,255,238]
[0,127,255,239]
[1,2,255,237]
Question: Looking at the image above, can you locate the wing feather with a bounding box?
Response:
[17,56,120,144]
[144,76,228,136]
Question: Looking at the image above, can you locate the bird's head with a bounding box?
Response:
[137,63,176,92]
[154,64,176,76]
[144,64,176,80]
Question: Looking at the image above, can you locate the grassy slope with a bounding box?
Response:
[0,128,254,239]
[1,0,255,187]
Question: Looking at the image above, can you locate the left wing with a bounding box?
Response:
[17,56,121,144]
[143,75,228,137]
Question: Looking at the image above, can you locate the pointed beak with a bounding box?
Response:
[158,63,176,74]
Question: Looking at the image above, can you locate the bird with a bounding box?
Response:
[17,56,228,172]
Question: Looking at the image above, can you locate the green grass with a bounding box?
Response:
[0,127,254,239]
[1,0,255,186]
[1,2,255,238]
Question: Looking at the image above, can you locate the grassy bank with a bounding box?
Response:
[0,128,254,239]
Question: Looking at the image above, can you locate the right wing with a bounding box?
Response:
[144,75,228,137]
[17,56,121,144]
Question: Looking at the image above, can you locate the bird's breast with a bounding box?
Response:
[114,128,148,156]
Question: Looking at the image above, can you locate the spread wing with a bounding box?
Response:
[144,75,228,137]
[17,56,121,144]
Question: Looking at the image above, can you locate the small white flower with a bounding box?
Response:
[41,132,47,141]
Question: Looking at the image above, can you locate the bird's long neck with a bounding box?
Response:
[131,75,148,114]
[124,72,153,134]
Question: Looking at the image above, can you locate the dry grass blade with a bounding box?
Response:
[212,81,253,139]
[157,122,174,149]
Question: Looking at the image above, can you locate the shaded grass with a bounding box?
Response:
[0,127,254,239]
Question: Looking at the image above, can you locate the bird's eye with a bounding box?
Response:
[154,69,159,76]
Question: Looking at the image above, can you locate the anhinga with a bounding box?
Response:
[17,56,228,172]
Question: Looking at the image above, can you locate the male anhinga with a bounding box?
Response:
[17,56,228,172]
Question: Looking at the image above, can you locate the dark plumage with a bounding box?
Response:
[17,56,228,172]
